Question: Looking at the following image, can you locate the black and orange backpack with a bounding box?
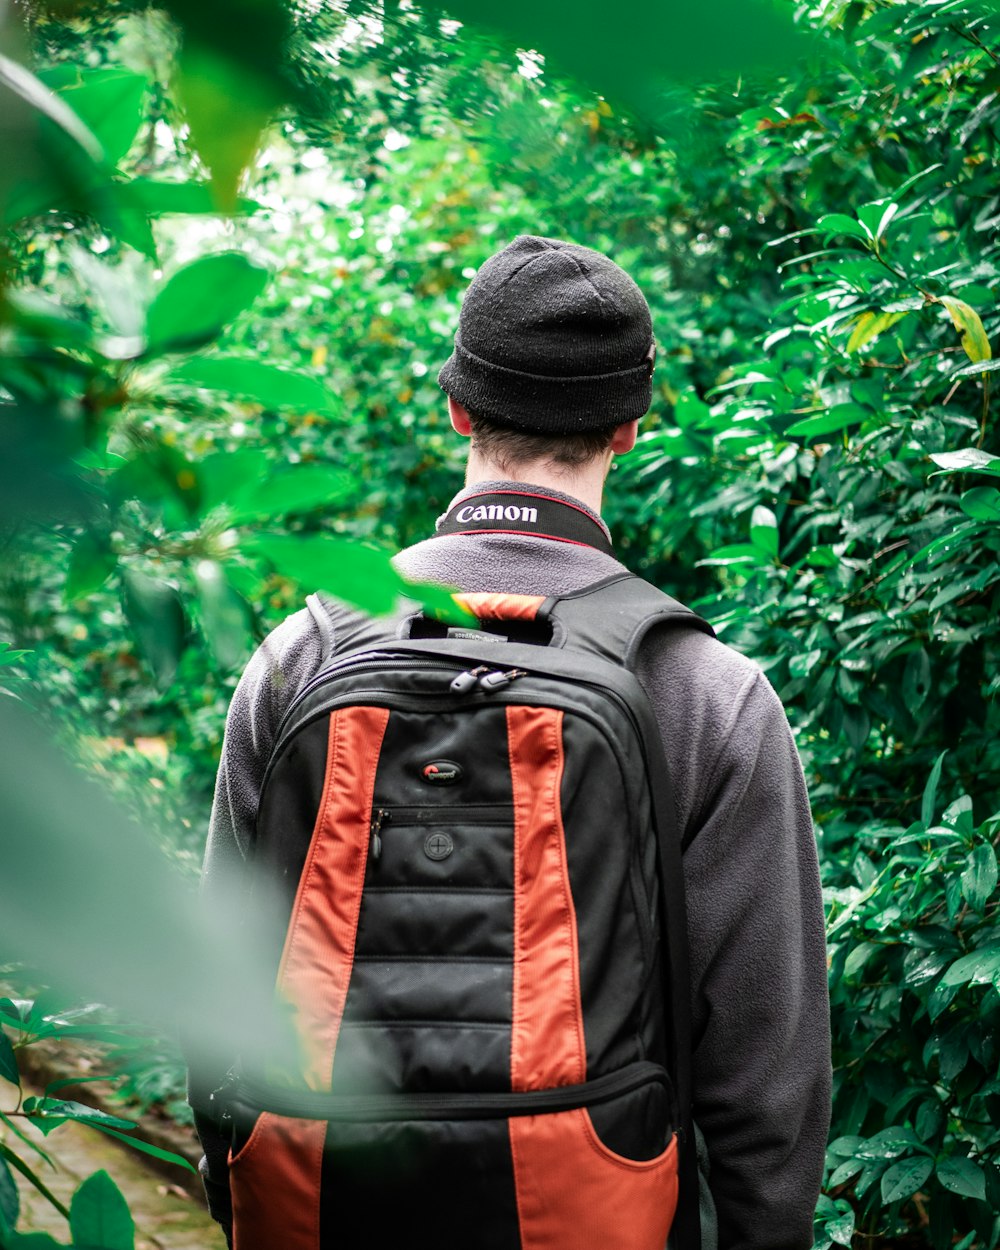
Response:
[212,573,711,1250]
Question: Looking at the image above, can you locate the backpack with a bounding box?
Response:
[213,572,713,1250]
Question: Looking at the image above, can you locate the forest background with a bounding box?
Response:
[1,0,999,1247]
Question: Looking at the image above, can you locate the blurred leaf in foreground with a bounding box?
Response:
[421,0,813,124]
[0,698,296,1081]
[161,0,293,208]
[251,533,473,622]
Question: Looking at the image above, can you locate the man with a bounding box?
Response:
[192,235,831,1249]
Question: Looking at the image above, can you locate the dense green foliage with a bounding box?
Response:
[1,1,999,1246]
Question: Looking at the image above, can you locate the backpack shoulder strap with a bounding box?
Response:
[306,592,410,666]
[545,573,707,1250]
[541,572,715,668]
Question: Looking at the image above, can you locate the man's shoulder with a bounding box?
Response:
[639,616,763,691]
[233,603,327,722]
[635,616,790,759]
[239,594,402,708]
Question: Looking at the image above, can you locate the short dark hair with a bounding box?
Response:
[467,412,619,471]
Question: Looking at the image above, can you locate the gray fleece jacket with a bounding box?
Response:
[192,480,831,1250]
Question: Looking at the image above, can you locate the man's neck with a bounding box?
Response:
[464,451,611,516]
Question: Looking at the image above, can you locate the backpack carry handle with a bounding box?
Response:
[399,592,558,645]
[451,592,549,621]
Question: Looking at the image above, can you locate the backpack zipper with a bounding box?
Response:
[271,656,644,776]
[212,1059,670,1126]
[368,805,513,864]
[369,808,390,861]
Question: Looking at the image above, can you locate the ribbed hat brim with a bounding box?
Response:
[438,340,652,434]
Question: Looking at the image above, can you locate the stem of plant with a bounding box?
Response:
[978,376,990,448]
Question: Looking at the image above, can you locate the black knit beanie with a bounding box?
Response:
[437,235,655,434]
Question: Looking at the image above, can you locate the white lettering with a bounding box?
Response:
[454,502,538,525]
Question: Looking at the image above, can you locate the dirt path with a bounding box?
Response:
[8,1087,227,1249]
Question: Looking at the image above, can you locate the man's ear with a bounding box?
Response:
[448,396,472,437]
[610,419,639,455]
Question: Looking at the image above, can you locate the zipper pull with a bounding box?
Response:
[449,665,490,694]
[479,668,528,691]
[370,808,389,861]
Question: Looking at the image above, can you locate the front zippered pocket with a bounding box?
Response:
[214,1059,672,1125]
[369,804,514,863]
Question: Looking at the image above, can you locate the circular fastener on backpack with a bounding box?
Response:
[423,832,454,861]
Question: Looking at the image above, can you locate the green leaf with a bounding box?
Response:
[826,1207,855,1246]
[750,505,778,557]
[69,247,144,340]
[44,1076,112,1098]
[164,356,340,417]
[225,465,354,527]
[940,296,992,364]
[0,51,104,163]
[0,1030,19,1087]
[65,534,116,603]
[0,1142,69,1219]
[951,357,1000,379]
[941,946,1000,987]
[785,404,867,440]
[696,544,766,567]
[903,649,931,708]
[846,309,909,354]
[929,448,1000,478]
[936,1156,987,1201]
[881,1156,933,1204]
[828,1157,864,1187]
[943,795,974,834]
[804,546,840,568]
[252,534,406,616]
[0,1110,55,1169]
[789,649,822,679]
[921,751,947,827]
[69,1170,134,1250]
[196,453,352,526]
[86,1126,194,1172]
[144,253,270,355]
[52,70,148,166]
[817,213,869,242]
[21,1098,135,1136]
[423,0,808,130]
[0,1153,19,1234]
[121,568,185,688]
[250,535,471,624]
[176,43,277,212]
[194,561,251,671]
[961,843,998,913]
[959,486,1000,521]
[126,178,260,217]
[4,290,94,350]
[855,1126,921,1160]
[194,450,269,515]
[673,390,711,429]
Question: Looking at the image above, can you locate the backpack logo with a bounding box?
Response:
[421,760,462,785]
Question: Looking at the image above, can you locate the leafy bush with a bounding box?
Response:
[822,789,1000,1249]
